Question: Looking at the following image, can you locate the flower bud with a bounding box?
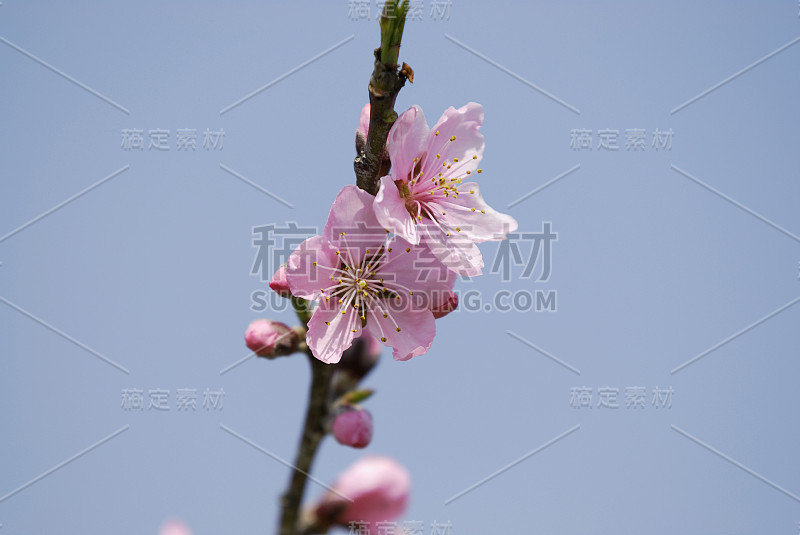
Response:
[356,103,370,154]
[269,264,292,298]
[244,319,297,358]
[313,456,410,528]
[431,290,458,319]
[332,405,373,449]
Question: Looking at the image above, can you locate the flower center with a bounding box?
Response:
[315,235,414,343]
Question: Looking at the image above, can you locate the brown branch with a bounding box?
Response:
[278,353,334,535]
[354,1,411,195]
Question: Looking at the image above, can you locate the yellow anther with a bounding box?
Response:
[453,158,459,162]
[477,169,482,173]
[382,313,388,318]
[435,130,439,136]
[396,327,401,332]
[456,227,461,232]
[449,135,456,141]
[472,155,478,159]
[381,337,387,342]
[359,280,367,288]
[405,247,411,252]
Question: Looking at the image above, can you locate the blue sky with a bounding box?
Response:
[1,1,799,534]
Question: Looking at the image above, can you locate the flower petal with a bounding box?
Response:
[323,185,387,264]
[307,300,362,364]
[388,105,430,180]
[366,300,435,361]
[440,181,518,242]
[374,176,420,245]
[286,235,339,300]
[420,220,484,277]
[422,102,484,178]
[377,236,457,310]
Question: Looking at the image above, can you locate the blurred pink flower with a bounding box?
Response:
[314,456,410,529]
[159,518,192,535]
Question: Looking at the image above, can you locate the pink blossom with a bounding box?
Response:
[314,456,410,528]
[332,406,373,448]
[374,102,518,276]
[286,185,456,363]
[244,319,297,358]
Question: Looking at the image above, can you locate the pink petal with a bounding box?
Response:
[322,185,387,263]
[374,175,420,245]
[378,236,457,309]
[307,300,362,364]
[286,235,338,300]
[365,302,435,361]
[440,181,518,242]
[421,102,485,178]
[388,105,430,181]
[420,221,484,277]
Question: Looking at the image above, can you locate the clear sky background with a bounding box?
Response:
[1,1,799,534]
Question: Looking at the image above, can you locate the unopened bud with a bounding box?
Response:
[244,319,297,358]
[312,456,410,528]
[356,103,370,154]
[431,291,458,319]
[269,264,292,298]
[331,404,373,449]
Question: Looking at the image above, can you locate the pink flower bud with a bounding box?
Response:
[314,456,410,527]
[358,103,371,139]
[332,406,373,449]
[269,264,293,298]
[244,319,297,358]
[431,290,458,319]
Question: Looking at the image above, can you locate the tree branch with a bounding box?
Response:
[278,353,334,535]
[354,1,411,195]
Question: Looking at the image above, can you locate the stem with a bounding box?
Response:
[278,352,334,535]
[354,1,411,195]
